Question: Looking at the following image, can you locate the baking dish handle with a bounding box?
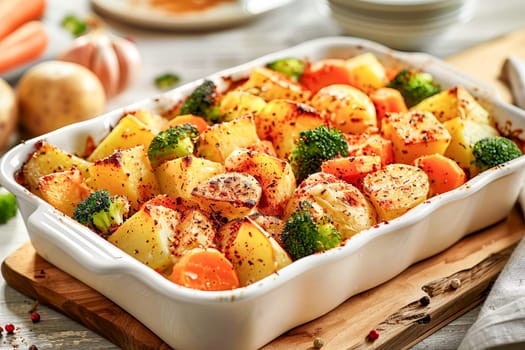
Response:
[27,205,130,275]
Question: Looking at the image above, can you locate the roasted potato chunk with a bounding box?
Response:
[344,52,388,94]
[88,114,156,162]
[38,168,91,217]
[218,90,267,122]
[239,66,311,102]
[256,99,326,159]
[217,217,291,286]
[225,149,296,217]
[155,155,224,205]
[443,117,500,176]
[411,85,491,125]
[310,84,377,134]
[381,110,451,164]
[286,173,377,239]
[196,115,260,163]
[171,208,217,262]
[191,172,262,221]
[21,141,91,196]
[362,163,429,221]
[87,145,160,210]
[108,195,180,271]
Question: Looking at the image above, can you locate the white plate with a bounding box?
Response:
[90,0,296,30]
[2,37,525,350]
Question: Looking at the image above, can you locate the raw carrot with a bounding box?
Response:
[413,153,467,196]
[370,87,408,126]
[321,155,382,190]
[300,58,353,94]
[169,248,240,291]
[0,0,46,41]
[0,21,48,73]
[163,114,210,133]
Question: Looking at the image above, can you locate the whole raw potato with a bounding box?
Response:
[17,61,106,136]
[0,78,18,152]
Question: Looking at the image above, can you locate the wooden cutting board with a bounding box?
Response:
[3,28,525,350]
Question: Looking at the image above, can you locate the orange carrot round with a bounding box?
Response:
[413,154,467,196]
[300,59,353,94]
[370,87,408,126]
[322,155,382,190]
[163,114,210,134]
[169,248,240,291]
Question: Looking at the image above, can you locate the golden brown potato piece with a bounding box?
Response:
[191,172,262,221]
[155,155,224,206]
[21,141,91,196]
[38,168,91,217]
[87,145,160,210]
[217,217,291,286]
[362,163,429,221]
[87,114,156,162]
[109,195,181,271]
[239,66,311,103]
[196,115,260,163]
[310,84,377,134]
[256,99,326,159]
[381,110,451,164]
[411,85,491,125]
[225,149,296,217]
[286,173,377,239]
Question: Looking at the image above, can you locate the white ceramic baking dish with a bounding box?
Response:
[2,36,525,350]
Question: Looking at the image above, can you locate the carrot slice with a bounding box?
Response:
[163,114,210,134]
[0,0,46,41]
[370,87,408,126]
[0,21,48,73]
[169,248,240,291]
[413,153,467,196]
[322,155,382,190]
[300,58,353,95]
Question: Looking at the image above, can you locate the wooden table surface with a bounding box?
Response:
[1,0,525,349]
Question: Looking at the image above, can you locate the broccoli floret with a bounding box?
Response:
[147,124,199,167]
[154,72,180,90]
[0,189,18,224]
[266,57,305,81]
[280,201,342,260]
[472,136,523,171]
[289,125,349,183]
[179,80,221,123]
[73,190,130,235]
[387,69,441,107]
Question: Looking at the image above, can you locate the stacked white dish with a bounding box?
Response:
[325,0,476,51]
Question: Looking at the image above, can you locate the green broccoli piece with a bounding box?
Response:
[147,124,199,167]
[289,125,349,183]
[0,189,18,224]
[266,57,305,81]
[154,72,180,90]
[280,201,342,261]
[73,190,130,236]
[472,136,523,171]
[387,68,441,108]
[179,80,221,123]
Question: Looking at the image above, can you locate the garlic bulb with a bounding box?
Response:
[57,29,141,98]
